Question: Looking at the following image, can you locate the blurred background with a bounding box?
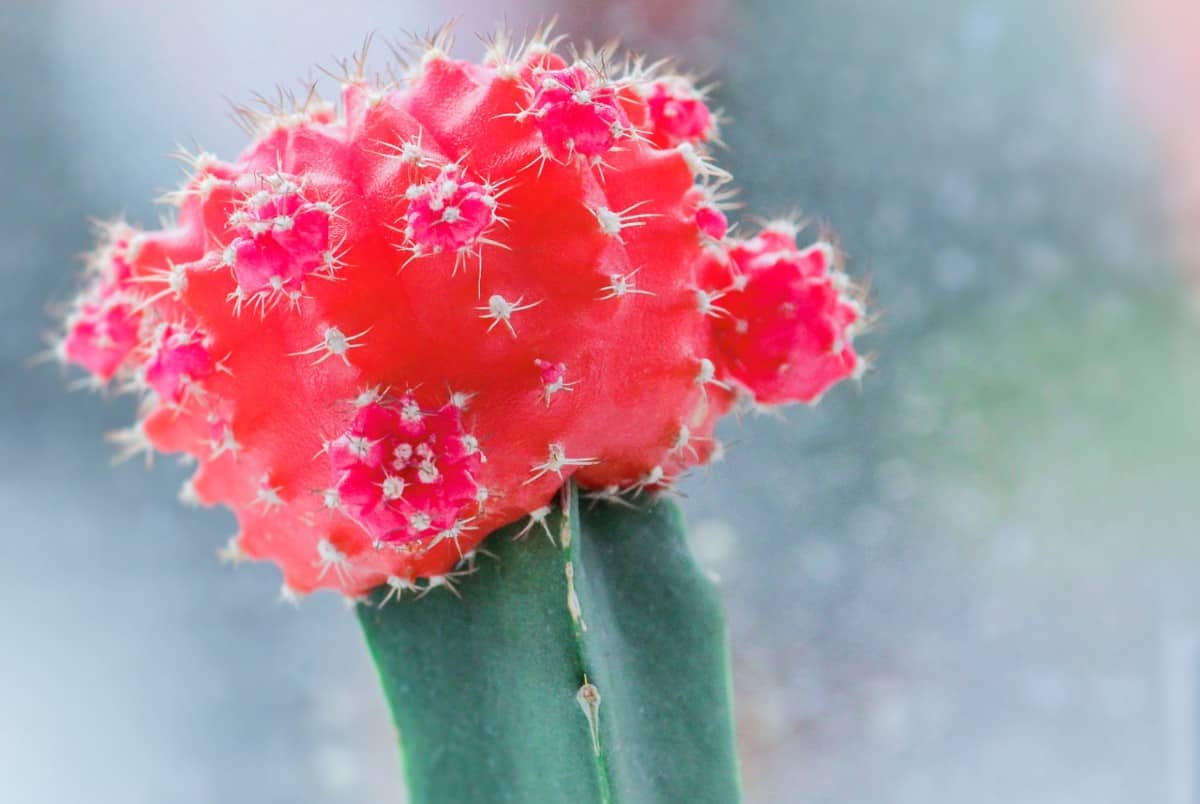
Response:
[2,0,1199,802]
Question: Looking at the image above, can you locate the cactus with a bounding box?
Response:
[49,24,867,802]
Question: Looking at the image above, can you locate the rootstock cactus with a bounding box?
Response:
[53,29,867,598]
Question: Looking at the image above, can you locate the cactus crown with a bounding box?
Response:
[51,26,868,598]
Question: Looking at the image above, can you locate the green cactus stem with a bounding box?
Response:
[357,483,742,803]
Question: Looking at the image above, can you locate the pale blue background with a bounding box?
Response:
[3,1,1198,802]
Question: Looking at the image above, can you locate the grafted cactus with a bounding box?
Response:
[50,25,868,803]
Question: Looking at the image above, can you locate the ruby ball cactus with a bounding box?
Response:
[53,30,866,601]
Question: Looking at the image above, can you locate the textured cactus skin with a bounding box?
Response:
[54,31,865,596]
[358,484,741,804]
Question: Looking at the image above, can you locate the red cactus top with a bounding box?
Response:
[56,31,866,598]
